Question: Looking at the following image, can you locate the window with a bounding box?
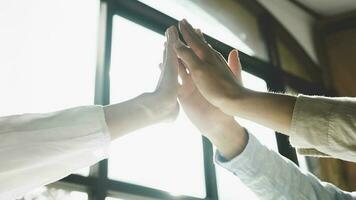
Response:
[3,0,309,199]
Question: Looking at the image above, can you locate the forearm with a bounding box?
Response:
[104,92,175,140]
[205,119,248,160]
[222,88,297,135]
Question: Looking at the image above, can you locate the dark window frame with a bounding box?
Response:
[58,0,325,199]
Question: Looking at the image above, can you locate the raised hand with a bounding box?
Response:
[174,19,247,114]
[153,26,181,121]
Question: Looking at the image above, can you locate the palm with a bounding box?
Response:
[179,74,233,134]
[154,27,180,121]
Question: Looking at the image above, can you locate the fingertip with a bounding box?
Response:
[235,49,239,57]
[229,49,238,58]
[167,26,179,41]
[178,20,184,31]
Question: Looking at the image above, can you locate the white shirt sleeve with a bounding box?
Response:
[0,105,111,199]
[215,132,356,200]
[290,95,356,162]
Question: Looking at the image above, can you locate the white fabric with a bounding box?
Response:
[0,106,110,199]
[290,95,356,162]
[216,133,356,200]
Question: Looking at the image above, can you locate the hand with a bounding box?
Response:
[174,19,247,113]
[103,26,181,140]
[152,26,180,121]
[178,46,248,160]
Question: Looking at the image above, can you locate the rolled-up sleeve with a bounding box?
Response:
[215,132,356,200]
[0,106,111,199]
[290,95,356,162]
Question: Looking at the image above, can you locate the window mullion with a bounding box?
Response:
[91,0,114,199]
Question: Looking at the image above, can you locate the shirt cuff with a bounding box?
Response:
[90,105,112,158]
[289,95,335,149]
[215,132,262,175]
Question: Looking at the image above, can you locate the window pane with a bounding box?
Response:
[138,0,268,61]
[0,0,99,177]
[0,0,99,116]
[109,16,206,198]
[216,72,278,200]
[73,167,90,177]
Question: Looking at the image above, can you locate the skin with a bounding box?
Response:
[178,48,248,160]
[171,19,297,159]
[103,26,180,141]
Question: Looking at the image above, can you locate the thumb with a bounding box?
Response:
[228,49,242,85]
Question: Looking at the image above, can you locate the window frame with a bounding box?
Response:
[58,0,322,199]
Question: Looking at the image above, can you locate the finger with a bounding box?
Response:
[174,40,203,73]
[195,28,206,43]
[179,19,210,59]
[178,59,189,82]
[228,49,242,84]
[162,42,167,64]
[177,86,187,100]
[166,26,178,62]
[167,26,179,46]
[157,26,179,92]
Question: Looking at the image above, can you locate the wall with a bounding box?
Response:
[257,0,319,64]
[322,26,356,190]
[138,0,268,60]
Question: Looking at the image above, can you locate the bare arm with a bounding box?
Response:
[104,92,178,140]
[225,90,296,135]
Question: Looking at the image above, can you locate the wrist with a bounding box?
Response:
[143,92,178,122]
[218,87,253,116]
[207,121,248,160]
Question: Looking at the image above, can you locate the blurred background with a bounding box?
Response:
[0,0,355,199]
